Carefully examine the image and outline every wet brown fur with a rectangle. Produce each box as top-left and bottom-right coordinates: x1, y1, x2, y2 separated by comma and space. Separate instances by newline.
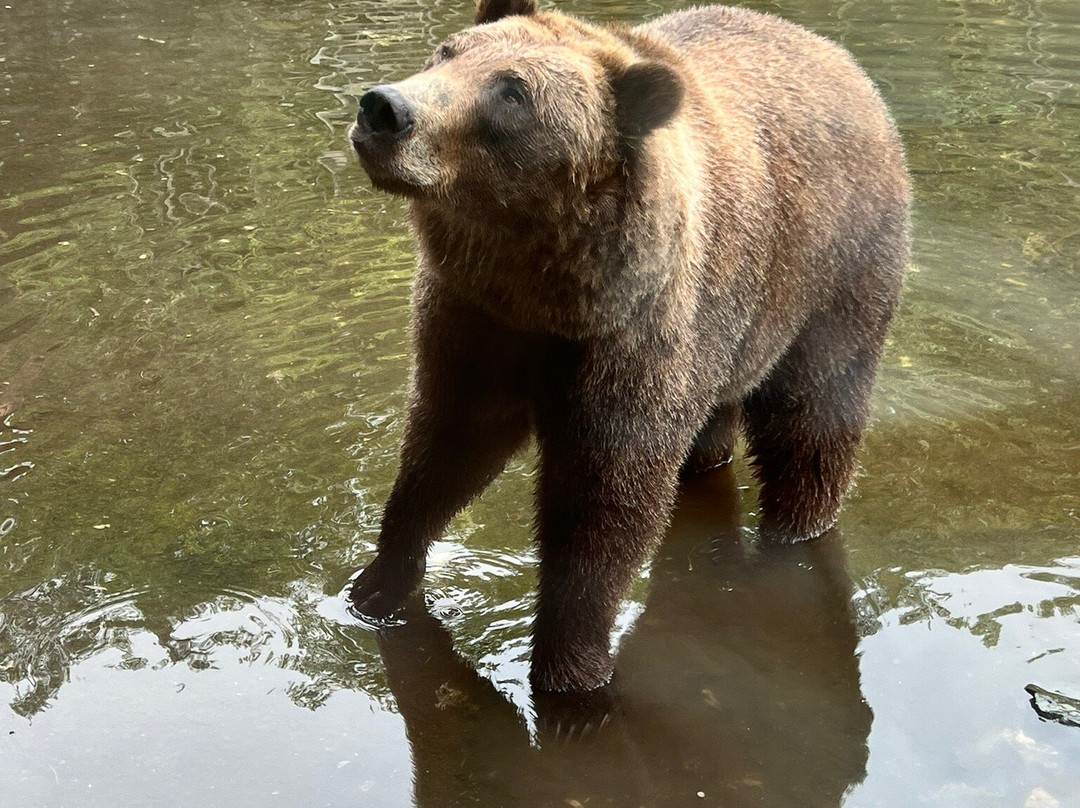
348, 0, 911, 692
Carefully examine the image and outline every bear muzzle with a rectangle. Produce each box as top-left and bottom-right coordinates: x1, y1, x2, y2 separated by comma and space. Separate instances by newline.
357, 86, 416, 140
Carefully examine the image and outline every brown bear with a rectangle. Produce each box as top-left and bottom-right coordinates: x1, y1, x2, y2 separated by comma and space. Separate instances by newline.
346, 0, 911, 693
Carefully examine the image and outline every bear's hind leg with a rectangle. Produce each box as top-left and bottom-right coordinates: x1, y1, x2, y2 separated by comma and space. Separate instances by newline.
742, 306, 889, 543
681, 402, 740, 479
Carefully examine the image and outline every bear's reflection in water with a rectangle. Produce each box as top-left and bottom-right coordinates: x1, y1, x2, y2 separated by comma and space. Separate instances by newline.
378, 466, 871, 808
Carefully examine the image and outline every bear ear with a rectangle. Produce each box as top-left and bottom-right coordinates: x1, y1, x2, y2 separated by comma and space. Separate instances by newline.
611, 61, 684, 141
475, 0, 539, 25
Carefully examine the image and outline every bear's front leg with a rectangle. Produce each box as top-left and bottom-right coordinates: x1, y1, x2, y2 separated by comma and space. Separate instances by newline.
350, 390, 529, 615
529, 344, 696, 692
349, 282, 532, 616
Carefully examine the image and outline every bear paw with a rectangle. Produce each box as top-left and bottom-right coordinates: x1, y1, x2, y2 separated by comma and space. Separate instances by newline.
348, 553, 425, 618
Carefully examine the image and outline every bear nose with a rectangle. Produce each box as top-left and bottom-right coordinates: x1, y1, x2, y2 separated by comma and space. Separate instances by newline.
358, 86, 415, 138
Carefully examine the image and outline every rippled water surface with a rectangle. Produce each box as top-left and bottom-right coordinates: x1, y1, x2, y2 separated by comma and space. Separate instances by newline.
1, 1, 1078, 806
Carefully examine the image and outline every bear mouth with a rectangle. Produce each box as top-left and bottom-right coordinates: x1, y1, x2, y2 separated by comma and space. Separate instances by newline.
348, 122, 429, 198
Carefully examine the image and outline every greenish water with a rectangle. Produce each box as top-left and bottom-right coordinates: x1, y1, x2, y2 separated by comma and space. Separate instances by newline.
1, 0, 1078, 805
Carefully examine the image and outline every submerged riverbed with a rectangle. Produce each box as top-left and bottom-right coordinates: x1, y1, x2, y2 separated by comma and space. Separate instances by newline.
1, 1, 1079, 806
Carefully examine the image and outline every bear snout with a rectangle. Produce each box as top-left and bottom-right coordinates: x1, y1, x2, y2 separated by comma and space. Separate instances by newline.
358, 86, 415, 140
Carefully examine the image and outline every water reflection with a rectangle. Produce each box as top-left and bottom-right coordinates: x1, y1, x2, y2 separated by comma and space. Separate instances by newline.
0, 586, 410, 807
4, 565, 442, 718
379, 467, 872, 808
851, 558, 1080, 807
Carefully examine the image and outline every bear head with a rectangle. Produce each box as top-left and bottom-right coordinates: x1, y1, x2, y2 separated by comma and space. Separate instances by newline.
348, 0, 683, 219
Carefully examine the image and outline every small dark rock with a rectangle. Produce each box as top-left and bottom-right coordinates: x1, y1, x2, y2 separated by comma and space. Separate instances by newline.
1025, 683, 1080, 728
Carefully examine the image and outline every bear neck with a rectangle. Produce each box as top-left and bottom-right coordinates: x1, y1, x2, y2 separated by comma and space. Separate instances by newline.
408, 160, 691, 339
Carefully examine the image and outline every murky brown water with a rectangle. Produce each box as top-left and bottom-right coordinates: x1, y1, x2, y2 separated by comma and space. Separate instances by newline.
1, 1, 1078, 806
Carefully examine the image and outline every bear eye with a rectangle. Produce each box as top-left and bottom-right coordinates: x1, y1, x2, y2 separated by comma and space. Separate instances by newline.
437, 44, 454, 61
495, 77, 528, 108
500, 86, 525, 107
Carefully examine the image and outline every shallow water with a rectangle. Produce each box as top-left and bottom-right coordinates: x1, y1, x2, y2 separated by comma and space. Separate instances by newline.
1, 0, 1078, 806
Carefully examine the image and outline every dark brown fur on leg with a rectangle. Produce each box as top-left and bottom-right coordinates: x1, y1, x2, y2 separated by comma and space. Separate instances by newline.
350, 282, 532, 616
529, 337, 695, 692
742, 389, 863, 543
743, 288, 895, 542
530, 446, 683, 691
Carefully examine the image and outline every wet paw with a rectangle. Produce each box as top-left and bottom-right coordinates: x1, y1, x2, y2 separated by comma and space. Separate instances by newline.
758, 515, 837, 544
347, 554, 425, 618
